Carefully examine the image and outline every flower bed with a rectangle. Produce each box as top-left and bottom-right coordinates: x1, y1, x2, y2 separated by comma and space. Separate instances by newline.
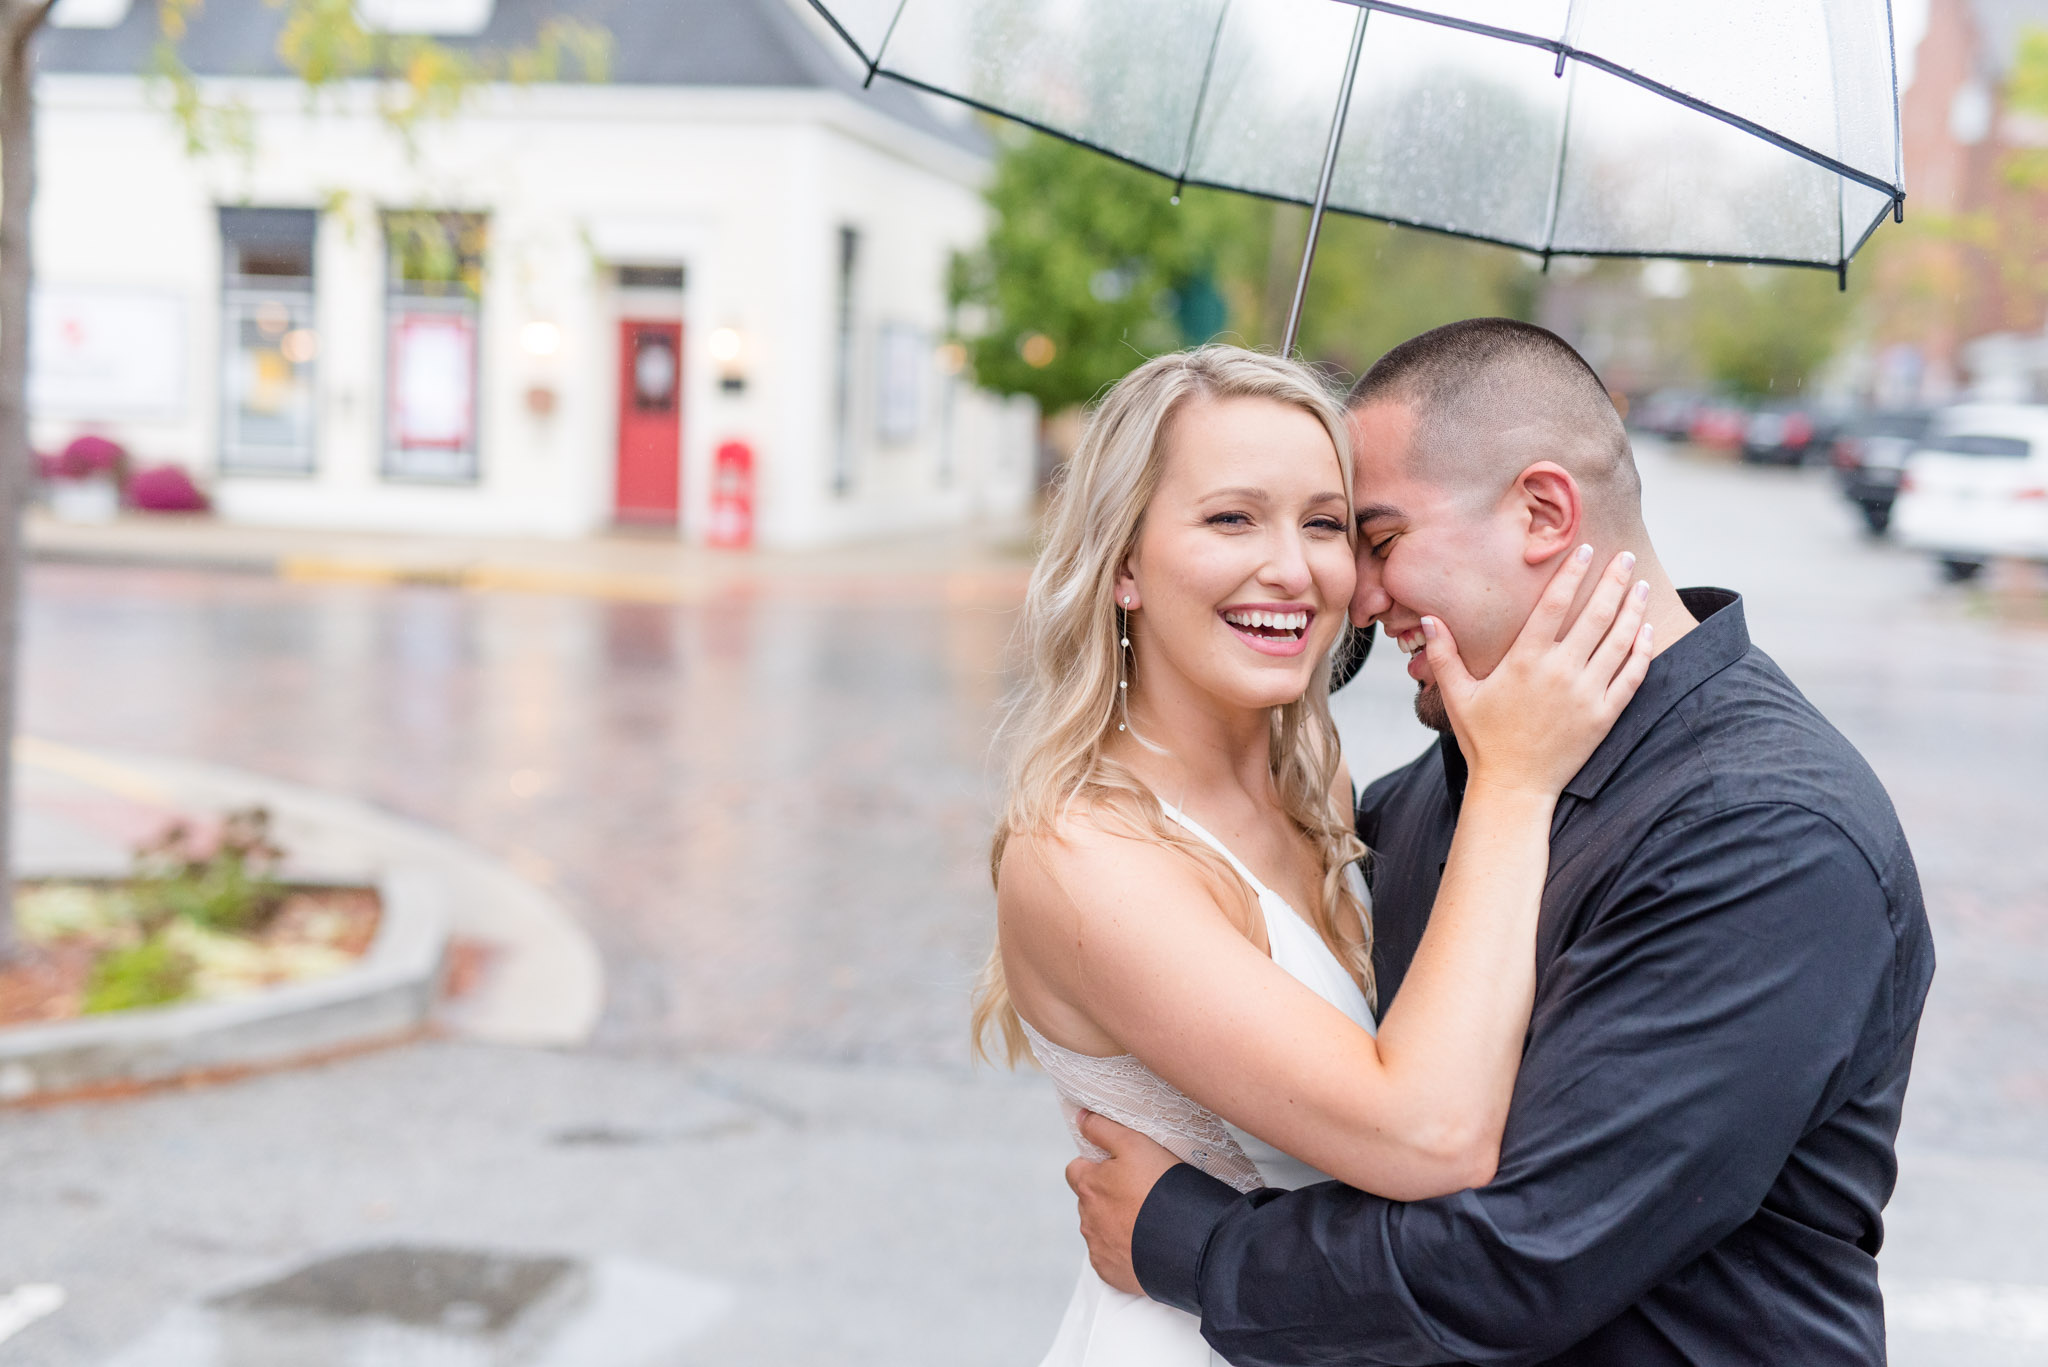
0, 807, 381, 1026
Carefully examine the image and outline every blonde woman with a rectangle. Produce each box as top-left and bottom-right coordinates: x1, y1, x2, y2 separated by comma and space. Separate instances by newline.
982, 346, 1652, 1365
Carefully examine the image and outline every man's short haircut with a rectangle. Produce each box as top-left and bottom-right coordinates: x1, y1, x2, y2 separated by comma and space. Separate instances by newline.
1347, 317, 1641, 521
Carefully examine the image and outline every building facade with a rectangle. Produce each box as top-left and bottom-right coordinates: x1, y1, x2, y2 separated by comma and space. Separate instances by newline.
1882, 0, 2048, 402
30, 0, 1037, 546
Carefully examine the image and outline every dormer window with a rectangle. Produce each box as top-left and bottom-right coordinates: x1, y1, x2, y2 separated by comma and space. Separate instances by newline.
354, 0, 495, 36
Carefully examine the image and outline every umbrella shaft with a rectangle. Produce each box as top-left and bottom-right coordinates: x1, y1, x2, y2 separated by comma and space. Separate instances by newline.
1283, 7, 1368, 356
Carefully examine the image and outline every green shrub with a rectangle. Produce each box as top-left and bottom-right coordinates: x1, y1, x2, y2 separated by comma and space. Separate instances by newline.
132, 806, 286, 934
83, 935, 195, 1013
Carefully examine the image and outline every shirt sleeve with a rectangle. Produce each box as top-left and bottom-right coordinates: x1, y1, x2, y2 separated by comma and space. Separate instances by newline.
1131, 801, 1903, 1367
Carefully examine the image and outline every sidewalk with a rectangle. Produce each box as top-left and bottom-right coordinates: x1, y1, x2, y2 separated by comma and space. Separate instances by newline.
25, 510, 1039, 604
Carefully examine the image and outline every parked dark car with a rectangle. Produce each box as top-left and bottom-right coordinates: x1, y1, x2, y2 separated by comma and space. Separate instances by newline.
1741, 404, 1825, 464
1688, 399, 1752, 451
1632, 389, 1704, 442
1831, 408, 1934, 534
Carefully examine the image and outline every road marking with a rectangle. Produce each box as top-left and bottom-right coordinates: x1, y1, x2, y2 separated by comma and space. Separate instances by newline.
0, 1284, 66, 1345
14, 734, 177, 805
1889, 1279, 2048, 1341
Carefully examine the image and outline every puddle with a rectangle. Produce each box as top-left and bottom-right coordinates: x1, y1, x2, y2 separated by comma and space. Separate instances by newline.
105, 1245, 731, 1366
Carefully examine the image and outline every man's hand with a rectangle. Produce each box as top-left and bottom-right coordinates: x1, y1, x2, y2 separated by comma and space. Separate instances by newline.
1066, 1110, 1183, 1296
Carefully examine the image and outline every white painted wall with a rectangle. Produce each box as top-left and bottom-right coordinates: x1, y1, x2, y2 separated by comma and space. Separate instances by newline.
32, 76, 1037, 547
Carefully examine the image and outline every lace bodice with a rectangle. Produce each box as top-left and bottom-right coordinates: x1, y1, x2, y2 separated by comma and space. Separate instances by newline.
1022, 1017, 1266, 1193
1021, 803, 1376, 1195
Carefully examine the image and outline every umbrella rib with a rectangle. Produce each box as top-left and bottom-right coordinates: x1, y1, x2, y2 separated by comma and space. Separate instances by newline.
1329, 0, 1902, 207
1172, 0, 1234, 203
863, 0, 913, 89
1537, 58, 1579, 262
1884, 0, 1905, 221
1283, 6, 1369, 356
802, 0, 877, 68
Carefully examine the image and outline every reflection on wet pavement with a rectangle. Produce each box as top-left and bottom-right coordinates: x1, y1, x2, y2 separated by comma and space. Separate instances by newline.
23, 568, 1024, 1062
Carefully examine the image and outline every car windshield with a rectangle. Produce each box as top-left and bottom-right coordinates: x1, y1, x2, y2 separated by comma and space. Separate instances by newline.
1921, 434, 2031, 458
1855, 413, 1931, 439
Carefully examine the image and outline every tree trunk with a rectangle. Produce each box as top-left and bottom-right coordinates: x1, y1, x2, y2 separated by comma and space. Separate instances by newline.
0, 1, 52, 965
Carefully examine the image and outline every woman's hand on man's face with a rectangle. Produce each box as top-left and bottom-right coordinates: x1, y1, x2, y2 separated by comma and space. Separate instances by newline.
1419, 546, 1654, 798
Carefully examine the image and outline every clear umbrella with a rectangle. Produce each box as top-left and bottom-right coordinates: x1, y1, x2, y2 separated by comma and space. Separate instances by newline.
804, 0, 1905, 352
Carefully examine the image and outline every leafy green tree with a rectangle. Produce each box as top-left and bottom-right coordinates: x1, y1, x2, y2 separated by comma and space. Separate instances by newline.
155, 0, 609, 161
1691, 263, 1856, 397
949, 130, 1262, 414
1290, 213, 1540, 378
2002, 25, 2048, 191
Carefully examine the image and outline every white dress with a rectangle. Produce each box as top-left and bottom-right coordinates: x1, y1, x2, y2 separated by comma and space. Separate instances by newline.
1026, 804, 1378, 1367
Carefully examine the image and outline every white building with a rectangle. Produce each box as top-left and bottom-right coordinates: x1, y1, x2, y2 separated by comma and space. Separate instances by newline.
30, 0, 1037, 547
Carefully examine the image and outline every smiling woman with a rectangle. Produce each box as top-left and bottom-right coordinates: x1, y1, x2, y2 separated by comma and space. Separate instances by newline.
977, 346, 1367, 1074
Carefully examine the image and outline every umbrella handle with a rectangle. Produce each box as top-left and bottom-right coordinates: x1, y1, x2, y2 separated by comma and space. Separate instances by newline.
1282, 7, 1369, 357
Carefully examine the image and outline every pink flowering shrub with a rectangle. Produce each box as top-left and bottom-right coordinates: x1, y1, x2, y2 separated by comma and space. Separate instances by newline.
48, 434, 127, 481
127, 465, 210, 513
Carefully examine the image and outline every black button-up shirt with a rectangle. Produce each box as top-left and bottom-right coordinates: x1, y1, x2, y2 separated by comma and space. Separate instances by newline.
1132, 590, 1936, 1366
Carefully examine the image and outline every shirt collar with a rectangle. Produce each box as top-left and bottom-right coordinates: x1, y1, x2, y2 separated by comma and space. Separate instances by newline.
1437, 588, 1748, 803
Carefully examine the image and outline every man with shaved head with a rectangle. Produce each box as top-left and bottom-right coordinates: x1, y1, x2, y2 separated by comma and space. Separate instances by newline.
1347, 319, 1668, 732
1070, 319, 1934, 1366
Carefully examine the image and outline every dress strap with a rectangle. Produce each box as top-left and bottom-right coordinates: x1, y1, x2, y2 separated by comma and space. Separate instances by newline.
1158, 803, 1278, 903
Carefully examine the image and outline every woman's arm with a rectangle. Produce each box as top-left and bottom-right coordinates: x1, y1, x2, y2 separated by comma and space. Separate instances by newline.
1004, 549, 1651, 1201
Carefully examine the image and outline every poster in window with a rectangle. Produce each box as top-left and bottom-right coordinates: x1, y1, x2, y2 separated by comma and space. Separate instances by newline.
29, 288, 188, 419
388, 310, 477, 478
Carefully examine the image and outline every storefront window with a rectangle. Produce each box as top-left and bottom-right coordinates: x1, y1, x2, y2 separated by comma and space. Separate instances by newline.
219, 208, 318, 475
383, 211, 488, 482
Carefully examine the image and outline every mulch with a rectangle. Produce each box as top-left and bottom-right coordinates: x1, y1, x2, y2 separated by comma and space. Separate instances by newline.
0, 884, 382, 1028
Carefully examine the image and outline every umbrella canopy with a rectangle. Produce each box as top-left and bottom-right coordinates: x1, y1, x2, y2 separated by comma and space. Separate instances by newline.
807, 0, 1903, 294
809, 0, 1904, 687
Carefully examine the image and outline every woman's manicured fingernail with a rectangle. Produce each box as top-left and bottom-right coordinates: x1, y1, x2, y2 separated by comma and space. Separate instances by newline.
1421, 616, 1439, 641
1633, 580, 1650, 603
1640, 623, 1655, 646
1619, 551, 1637, 574
1575, 544, 1594, 564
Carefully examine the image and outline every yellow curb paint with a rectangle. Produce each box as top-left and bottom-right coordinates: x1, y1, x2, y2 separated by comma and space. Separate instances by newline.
14, 736, 176, 805
275, 554, 1031, 607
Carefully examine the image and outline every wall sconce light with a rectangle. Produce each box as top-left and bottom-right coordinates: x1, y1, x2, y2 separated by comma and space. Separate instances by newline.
520, 321, 562, 357
709, 325, 747, 394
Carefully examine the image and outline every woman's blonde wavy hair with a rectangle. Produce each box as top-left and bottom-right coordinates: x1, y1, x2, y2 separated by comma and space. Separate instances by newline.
974, 345, 1374, 1066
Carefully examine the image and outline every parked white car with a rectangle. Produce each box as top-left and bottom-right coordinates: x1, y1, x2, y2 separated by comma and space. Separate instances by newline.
1893, 404, 2048, 581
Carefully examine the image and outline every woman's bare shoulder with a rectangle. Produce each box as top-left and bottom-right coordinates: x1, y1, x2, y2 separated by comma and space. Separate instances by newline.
998, 803, 1232, 939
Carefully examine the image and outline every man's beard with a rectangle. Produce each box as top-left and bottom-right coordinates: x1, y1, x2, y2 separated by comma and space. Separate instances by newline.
1414, 681, 1451, 733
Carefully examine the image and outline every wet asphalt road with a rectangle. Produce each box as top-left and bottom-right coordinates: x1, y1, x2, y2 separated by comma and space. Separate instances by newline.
17, 558, 1023, 1062
4, 439, 2046, 1364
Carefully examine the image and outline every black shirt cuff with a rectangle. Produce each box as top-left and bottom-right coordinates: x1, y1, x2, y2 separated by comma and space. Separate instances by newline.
1131, 1161, 1244, 1316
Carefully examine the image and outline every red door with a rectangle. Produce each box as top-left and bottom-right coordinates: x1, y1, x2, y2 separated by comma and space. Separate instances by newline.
615, 320, 683, 524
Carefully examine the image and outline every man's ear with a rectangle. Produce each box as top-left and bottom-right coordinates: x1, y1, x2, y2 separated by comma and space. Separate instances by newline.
1512, 462, 1582, 566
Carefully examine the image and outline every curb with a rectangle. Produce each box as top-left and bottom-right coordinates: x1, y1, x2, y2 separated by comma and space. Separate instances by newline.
0, 865, 447, 1104
25, 514, 1041, 606
11, 739, 606, 1071
29, 542, 280, 577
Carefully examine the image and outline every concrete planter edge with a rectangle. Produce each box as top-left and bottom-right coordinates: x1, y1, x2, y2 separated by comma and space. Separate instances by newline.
0, 865, 448, 1103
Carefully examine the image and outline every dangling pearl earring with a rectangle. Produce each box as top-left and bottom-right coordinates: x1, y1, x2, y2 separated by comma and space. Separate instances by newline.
1116, 597, 1133, 731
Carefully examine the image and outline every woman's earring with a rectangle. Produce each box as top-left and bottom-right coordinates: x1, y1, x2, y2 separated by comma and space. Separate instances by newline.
1116, 602, 1133, 732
